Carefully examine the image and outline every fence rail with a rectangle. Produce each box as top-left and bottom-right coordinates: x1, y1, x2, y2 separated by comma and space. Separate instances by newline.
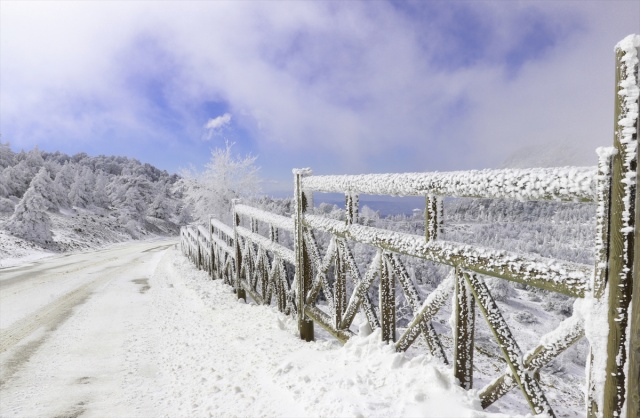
179, 35, 639, 418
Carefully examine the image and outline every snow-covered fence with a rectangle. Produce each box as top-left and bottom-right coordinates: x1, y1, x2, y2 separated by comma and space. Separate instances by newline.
209, 217, 235, 287
180, 225, 199, 266
231, 202, 297, 314
180, 35, 639, 418
180, 224, 211, 272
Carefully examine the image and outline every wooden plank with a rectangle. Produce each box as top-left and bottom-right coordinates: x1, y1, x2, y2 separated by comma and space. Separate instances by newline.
301, 166, 597, 202
385, 253, 447, 363
480, 314, 584, 408
334, 240, 347, 329
379, 252, 396, 343
603, 44, 639, 418
593, 150, 614, 299
304, 214, 590, 298
453, 268, 475, 390
304, 305, 354, 344
425, 195, 440, 242
345, 193, 358, 225
341, 251, 381, 330
294, 170, 314, 341
465, 273, 554, 416
395, 271, 454, 352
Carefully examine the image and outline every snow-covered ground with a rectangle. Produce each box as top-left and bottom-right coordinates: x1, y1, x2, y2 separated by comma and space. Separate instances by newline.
0, 240, 540, 417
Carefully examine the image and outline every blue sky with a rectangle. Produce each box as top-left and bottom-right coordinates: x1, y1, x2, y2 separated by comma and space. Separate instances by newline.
1, 1, 638, 193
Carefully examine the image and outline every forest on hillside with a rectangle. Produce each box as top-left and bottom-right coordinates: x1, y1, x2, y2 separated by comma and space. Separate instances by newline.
0, 142, 187, 246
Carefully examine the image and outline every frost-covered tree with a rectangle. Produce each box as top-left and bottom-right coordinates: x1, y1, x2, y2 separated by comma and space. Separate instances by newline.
53, 161, 76, 207
0, 141, 15, 170
93, 171, 110, 208
147, 184, 171, 219
6, 168, 54, 244
180, 141, 260, 223
68, 166, 94, 208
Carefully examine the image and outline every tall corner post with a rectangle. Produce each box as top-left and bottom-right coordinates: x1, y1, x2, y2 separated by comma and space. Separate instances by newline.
294, 169, 314, 342
232, 199, 246, 301
601, 35, 639, 418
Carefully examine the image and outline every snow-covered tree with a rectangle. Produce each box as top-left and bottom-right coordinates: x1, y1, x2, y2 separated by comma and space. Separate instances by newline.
147, 184, 171, 219
0, 141, 15, 170
6, 168, 54, 244
68, 166, 95, 208
53, 161, 76, 207
180, 141, 260, 223
93, 171, 110, 208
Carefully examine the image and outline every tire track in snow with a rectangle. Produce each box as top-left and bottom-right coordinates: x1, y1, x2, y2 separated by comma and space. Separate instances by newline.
0, 277, 106, 386
0, 244, 167, 386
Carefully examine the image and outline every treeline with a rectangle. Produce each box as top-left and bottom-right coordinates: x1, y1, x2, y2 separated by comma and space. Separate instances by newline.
0, 142, 186, 244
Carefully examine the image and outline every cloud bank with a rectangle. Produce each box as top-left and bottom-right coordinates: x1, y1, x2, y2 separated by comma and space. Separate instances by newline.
1, 1, 638, 181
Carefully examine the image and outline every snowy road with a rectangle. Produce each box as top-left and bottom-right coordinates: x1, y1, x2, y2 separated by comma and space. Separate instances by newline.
0, 241, 518, 417
0, 240, 175, 417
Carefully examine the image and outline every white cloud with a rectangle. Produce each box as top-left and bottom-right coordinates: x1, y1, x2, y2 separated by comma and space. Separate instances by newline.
204, 113, 232, 132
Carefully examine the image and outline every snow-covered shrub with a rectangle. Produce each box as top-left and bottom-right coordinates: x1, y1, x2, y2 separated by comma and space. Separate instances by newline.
0, 197, 15, 212
486, 276, 516, 301
513, 310, 538, 324
542, 293, 573, 317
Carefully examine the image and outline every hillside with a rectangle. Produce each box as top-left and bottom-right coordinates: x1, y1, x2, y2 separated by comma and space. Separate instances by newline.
0, 143, 185, 266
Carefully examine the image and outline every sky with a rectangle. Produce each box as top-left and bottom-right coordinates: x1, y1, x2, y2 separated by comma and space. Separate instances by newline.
1, 1, 639, 193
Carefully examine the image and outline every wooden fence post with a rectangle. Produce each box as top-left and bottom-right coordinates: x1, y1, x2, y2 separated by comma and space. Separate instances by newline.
602, 35, 639, 418
453, 267, 475, 389
346, 192, 358, 225
294, 169, 314, 341
380, 252, 396, 343
425, 194, 441, 241
232, 199, 246, 301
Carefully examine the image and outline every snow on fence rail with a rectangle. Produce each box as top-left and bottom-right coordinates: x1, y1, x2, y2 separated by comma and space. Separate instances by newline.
180, 35, 639, 418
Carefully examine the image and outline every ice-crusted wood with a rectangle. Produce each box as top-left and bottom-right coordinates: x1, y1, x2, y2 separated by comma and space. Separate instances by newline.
340, 250, 381, 331
465, 273, 554, 416
211, 218, 235, 242
453, 268, 475, 390
334, 239, 347, 330
603, 36, 639, 418
395, 271, 454, 352
235, 204, 294, 232
294, 169, 314, 341
480, 314, 584, 408
304, 214, 591, 298
304, 305, 354, 343
302, 166, 597, 202
593, 149, 614, 299
345, 192, 358, 225
236, 226, 295, 264
379, 252, 396, 343
425, 195, 441, 241
384, 252, 447, 362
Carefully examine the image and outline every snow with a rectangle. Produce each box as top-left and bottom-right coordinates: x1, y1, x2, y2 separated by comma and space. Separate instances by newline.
237, 226, 295, 264
235, 203, 294, 232
302, 166, 598, 202
0, 241, 537, 417
210, 217, 234, 239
